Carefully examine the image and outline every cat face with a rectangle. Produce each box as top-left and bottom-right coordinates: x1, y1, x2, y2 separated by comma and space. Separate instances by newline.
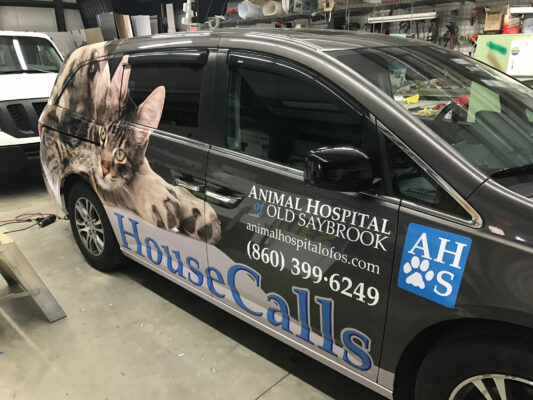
94, 123, 147, 191
93, 85, 165, 192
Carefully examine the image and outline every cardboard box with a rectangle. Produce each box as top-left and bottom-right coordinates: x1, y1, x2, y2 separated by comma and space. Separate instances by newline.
333, 0, 362, 10
85, 27, 104, 44
485, 7, 504, 32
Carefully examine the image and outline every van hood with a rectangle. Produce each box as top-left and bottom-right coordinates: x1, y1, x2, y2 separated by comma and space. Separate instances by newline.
0, 72, 56, 102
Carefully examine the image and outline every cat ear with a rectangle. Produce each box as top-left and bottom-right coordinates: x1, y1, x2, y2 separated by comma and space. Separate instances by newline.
136, 86, 165, 129
105, 56, 130, 121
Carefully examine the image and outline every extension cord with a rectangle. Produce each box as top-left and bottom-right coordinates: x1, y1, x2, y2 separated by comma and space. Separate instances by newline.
37, 215, 56, 227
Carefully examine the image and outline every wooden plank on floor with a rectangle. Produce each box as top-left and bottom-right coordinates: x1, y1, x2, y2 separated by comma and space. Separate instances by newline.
0, 231, 66, 322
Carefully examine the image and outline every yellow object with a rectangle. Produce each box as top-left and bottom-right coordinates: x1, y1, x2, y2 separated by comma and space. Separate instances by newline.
413, 108, 434, 117
404, 94, 420, 104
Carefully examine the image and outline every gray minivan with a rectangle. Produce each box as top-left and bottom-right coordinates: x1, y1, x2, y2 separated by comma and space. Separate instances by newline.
40, 29, 533, 399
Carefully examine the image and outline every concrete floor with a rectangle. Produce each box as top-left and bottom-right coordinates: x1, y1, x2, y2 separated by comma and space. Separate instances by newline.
0, 171, 386, 400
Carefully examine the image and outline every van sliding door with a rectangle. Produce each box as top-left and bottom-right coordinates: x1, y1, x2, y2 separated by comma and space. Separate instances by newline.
106, 49, 216, 298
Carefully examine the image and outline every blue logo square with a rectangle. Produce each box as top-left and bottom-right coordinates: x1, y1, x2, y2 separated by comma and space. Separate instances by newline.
397, 223, 472, 308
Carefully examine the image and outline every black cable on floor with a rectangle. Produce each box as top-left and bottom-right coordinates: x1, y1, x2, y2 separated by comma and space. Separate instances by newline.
0, 220, 32, 228
3, 222, 39, 234
0, 211, 64, 234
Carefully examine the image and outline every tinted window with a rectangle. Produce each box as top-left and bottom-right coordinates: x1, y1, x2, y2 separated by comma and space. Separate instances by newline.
385, 137, 470, 219
127, 62, 203, 137
227, 57, 373, 171
57, 58, 110, 121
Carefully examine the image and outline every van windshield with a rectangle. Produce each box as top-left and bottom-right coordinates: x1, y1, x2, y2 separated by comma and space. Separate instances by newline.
0, 36, 62, 74
330, 45, 533, 177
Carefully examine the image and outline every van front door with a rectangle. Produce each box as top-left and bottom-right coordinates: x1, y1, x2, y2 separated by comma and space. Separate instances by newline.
203, 52, 399, 382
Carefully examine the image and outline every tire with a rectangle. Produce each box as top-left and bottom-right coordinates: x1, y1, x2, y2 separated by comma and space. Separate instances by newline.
67, 182, 124, 271
414, 332, 533, 400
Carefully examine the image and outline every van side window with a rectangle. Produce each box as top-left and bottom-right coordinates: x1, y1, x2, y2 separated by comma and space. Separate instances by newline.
385, 137, 471, 220
57, 59, 109, 121
127, 62, 204, 137
226, 56, 373, 171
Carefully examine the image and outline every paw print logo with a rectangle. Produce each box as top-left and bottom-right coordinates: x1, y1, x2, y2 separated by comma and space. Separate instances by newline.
403, 256, 434, 289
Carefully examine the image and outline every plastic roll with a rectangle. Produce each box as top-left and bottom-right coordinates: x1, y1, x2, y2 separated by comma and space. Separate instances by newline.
281, 0, 292, 14
263, 0, 284, 16
238, 1, 264, 19
207, 17, 221, 29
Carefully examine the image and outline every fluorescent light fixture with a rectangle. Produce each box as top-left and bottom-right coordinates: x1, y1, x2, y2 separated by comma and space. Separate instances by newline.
367, 11, 437, 24
12, 39, 27, 70
510, 6, 533, 14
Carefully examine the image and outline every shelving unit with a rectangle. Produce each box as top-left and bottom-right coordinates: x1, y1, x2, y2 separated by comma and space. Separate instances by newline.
220, 0, 467, 27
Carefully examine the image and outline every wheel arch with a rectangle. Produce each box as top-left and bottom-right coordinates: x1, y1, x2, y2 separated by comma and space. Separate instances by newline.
60, 173, 93, 216
393, 317, 533, 399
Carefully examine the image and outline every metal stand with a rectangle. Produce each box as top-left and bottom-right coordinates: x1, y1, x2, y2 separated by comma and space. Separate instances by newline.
0, 231, 66, 322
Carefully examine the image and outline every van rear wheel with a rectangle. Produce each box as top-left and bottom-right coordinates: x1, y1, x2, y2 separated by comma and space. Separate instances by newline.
414, 334, 533, 400
67, 182, 124, 271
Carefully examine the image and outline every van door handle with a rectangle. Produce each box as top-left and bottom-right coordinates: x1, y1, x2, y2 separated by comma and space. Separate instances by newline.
173, 178, 205, 193
205, 191, 243, 208
174, 178, 243, 207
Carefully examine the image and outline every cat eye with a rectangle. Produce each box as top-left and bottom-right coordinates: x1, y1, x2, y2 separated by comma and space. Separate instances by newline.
114, 149, 126, 162
99, 128, 107, 144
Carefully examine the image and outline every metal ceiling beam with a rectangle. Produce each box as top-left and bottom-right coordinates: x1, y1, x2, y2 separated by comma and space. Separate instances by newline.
54, 0, 67, 31
0, 0, 79, 9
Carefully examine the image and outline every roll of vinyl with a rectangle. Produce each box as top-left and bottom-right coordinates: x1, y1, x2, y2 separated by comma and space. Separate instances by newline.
263, 0, 284, 17
207, 17, 221, 29
238, 1, 264, 19
281, 0, 292, 14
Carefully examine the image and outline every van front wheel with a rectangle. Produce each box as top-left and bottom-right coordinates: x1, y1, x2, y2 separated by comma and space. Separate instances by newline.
414, 335, 533, 400
67, 182, 124, 271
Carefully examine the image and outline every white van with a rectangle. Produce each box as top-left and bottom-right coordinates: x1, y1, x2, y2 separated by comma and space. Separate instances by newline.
0, 31, 63, 174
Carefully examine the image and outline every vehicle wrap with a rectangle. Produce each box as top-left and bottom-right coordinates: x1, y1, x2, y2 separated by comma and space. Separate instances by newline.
39, 41, 388, 390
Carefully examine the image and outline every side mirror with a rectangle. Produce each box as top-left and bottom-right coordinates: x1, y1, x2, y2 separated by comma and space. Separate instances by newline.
304, 146, 374, 192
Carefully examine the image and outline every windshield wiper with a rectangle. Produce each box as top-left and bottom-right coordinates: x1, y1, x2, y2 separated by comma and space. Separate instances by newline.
0, 68, 58, 74
490, 163, 533, 178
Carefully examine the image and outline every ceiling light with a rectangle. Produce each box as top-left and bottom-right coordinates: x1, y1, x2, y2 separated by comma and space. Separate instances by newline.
367, 12, 438, 24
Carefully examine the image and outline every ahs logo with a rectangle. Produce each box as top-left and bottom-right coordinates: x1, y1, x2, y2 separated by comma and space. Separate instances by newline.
398, 223, 472, 308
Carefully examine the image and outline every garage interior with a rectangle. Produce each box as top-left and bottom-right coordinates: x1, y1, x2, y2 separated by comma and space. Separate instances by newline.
1, 0, 533, 399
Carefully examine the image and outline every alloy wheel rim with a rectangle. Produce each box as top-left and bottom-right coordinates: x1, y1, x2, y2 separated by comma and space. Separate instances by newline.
449, 374, 533, 400
74, 197, 105, 256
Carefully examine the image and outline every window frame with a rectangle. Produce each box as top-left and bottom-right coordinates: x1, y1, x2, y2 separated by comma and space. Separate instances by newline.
378, 120, 482, 228
212, 49, 379, 172
121, 49, 209, 140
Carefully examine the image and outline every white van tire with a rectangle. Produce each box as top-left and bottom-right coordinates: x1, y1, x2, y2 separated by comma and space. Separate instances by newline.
67, 183, 124, 271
